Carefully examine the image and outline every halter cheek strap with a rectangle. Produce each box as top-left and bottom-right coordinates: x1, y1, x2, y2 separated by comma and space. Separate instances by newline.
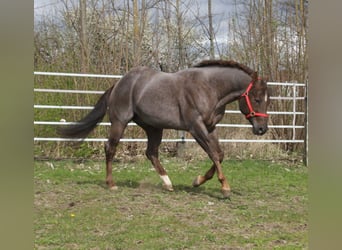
241, 81, 269, 119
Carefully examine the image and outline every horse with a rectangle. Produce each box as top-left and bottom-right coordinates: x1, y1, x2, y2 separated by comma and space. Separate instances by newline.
58, 60, 270, 198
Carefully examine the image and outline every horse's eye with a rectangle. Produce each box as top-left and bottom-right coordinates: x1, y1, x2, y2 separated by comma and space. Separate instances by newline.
255, 98, 261, 104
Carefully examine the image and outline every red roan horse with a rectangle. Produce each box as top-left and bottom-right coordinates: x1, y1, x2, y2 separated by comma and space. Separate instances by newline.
58, 60, 270, 198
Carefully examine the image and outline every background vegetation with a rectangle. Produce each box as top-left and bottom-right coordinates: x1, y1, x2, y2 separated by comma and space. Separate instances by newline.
34, 0, 308, 161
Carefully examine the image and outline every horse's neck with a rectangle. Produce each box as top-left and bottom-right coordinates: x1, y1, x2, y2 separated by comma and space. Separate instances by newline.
211, 68, 251, 103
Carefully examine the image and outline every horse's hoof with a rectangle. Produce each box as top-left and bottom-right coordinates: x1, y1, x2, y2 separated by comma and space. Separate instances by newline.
192, 176, 203, 187
109, 185, 118, 191
163, 184, 174, 192
221, 188, 231, 198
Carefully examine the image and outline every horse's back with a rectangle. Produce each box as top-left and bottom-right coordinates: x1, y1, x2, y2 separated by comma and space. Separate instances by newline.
107, 67, 178, 126
108, 66, 217, 129
132, 68, 187, 129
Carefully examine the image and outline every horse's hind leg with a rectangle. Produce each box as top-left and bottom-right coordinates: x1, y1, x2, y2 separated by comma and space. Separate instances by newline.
144, 126, 174, 191
104, 122, 126, 190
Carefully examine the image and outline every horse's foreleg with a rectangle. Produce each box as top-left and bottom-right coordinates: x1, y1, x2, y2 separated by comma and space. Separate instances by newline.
215, 160, 231, 198
190, 124, 230, 197
192, 164, 216, 187
193, 145, 224, 187
104, 122, 125, 190
144, 127, 174, 191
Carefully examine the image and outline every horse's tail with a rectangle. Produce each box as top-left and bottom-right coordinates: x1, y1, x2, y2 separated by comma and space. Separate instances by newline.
58, 85, 114, 138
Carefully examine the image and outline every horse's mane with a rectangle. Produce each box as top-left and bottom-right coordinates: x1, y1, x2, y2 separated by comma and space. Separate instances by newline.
193, 60, 256, 77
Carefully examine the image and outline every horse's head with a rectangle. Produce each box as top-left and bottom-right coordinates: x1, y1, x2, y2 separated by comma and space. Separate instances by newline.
239, 74, 270, 135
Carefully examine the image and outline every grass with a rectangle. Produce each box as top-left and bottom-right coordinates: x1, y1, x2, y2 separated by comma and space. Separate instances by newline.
34, 157, 308, 249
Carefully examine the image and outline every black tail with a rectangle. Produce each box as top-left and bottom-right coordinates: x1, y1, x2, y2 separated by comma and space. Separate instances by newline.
58, 85, 114, 138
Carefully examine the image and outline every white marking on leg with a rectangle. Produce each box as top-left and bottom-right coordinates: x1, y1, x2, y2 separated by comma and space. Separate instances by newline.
160, 175, 173, 188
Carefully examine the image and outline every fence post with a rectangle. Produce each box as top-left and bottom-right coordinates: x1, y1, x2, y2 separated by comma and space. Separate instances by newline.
303, 80, 308, 166
292, 83, 297, 141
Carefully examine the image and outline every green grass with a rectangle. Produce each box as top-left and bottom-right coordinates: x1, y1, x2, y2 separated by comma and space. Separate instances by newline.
34, 158, 308, 249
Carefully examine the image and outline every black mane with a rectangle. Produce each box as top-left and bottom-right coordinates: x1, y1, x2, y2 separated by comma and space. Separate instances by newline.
193, 60, 256, 77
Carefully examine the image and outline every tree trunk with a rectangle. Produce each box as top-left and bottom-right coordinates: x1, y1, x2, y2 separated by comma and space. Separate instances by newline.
133, 0, 140, 67
208, 0, 215, 59
176, 0, 185, 70
79, 0, 88, 73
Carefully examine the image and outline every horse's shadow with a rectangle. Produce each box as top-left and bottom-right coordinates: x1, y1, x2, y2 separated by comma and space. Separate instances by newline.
76, 179, 243, 201
173, 184, 243, 200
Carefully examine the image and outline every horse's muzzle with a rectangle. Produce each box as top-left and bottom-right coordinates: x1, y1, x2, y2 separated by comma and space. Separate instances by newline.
252, 125, 268, 135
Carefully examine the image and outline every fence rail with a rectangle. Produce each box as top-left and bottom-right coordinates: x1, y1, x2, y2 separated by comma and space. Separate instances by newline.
34, 71, 307, 145
34, 137, 304, 143
33, 121, 304, 129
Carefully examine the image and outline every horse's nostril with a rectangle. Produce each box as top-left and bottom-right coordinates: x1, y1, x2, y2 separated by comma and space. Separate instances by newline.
258, 127, 267, 135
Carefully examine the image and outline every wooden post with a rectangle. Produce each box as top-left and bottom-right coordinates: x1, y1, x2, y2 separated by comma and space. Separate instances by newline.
176, 130, 186, 158
176, 0, 186, 157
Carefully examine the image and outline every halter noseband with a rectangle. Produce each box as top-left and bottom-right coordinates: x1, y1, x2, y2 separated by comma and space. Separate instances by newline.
240, 80, 269, 119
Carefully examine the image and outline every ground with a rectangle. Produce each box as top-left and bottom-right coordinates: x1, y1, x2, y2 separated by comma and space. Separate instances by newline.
34, 158, 308, 249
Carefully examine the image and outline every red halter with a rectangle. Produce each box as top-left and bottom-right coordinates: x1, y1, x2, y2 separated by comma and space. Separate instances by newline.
240, 81, 269, 119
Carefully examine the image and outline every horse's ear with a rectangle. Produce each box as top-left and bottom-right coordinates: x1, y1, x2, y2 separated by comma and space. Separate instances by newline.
263, 74, 270, 82
252, 71, 258, 82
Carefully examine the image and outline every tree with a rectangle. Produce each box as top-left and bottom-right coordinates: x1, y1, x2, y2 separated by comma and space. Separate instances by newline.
79, 0, 88, 73
208, 0, 215, 59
